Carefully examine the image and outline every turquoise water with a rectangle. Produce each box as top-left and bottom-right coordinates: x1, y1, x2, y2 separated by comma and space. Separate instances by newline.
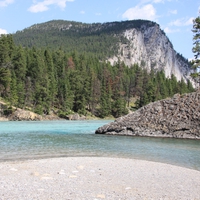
0, 120, 200, 171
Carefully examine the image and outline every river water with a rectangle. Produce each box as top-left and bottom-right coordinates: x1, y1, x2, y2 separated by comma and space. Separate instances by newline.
0, 120, 200, 171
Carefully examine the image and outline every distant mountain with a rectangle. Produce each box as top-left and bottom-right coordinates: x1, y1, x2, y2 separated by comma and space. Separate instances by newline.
13, 19, 194, 85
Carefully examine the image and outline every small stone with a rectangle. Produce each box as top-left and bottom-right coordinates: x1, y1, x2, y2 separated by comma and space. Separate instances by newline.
10, 168, 18, 171
69, 175, 77, 178
58, 170, 65, 175
96, 194, 105, 199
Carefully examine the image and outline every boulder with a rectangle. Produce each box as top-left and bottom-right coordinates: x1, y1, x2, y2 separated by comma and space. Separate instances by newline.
96, 90, 200, 139
66, 113, 86, 120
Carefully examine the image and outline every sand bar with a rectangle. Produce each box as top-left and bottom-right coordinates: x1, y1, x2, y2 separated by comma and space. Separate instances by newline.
0, 157, 200, 200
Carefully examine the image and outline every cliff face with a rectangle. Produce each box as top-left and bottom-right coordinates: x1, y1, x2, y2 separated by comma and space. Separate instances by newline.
108, 24, 193, 85
95, 90, 200, 139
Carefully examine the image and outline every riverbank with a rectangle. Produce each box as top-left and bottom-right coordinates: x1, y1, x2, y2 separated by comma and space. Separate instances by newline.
0, 99, 115, 121
1, 157, 200, 200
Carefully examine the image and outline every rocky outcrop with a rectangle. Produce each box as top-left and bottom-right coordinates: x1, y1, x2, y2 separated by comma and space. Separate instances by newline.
0, 102, 86, 121
95, 90, 200, 139
8, 108, 43, 121
6, 109, 64, 121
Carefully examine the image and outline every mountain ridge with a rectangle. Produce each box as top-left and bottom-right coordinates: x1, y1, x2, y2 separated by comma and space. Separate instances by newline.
13, 19, 194, 85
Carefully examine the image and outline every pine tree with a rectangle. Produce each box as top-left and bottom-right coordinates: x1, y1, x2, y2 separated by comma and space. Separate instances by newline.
89, 71, 101, 115
27, 48, 50, 114
170, 74, 179, 94
12, 45, 27, 107
187, 80, 195, 92
191, 14, 200, 86
111, 63, 128, 117
52, 49, 66, 110
99, 78, 112, 118
9, 71, 18, 105
0, 66, 11, 97
157, 70, 168, 99
132, 64, 143, 97
0, 35, 14, 65
23, 77, 31, 108
179, 78, 188, 94
44, 49, 57, 108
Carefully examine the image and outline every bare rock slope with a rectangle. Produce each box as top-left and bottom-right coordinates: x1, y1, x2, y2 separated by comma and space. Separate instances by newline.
96, 90, 200, 139
108, 23, 194, 85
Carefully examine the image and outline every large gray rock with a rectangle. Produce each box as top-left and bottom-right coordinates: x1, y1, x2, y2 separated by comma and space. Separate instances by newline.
95, 90, 200, 139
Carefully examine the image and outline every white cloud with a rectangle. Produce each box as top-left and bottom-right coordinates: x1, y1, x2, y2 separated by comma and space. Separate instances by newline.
0, 28, 7, 34
140, 0, 173, 4
28, 1, 48, 12
153, 0, 164, 3
95, 12, 102, 16
28, 0, 74, 13
154, 0, 174, 3
122, 4, 157, 21
0, 0, 14, 7
169, 17, 194, 27
164, 27, 179, 33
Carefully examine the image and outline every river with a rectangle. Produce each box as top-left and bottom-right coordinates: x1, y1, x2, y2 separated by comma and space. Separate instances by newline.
0, 120, 200, 171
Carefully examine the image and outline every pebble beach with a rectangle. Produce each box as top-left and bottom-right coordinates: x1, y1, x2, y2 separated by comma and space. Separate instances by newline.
0, 157, 200, 200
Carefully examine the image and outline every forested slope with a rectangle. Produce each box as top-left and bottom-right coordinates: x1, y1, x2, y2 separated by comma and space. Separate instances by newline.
0, 35, 194, 118
13, 19, 194, 86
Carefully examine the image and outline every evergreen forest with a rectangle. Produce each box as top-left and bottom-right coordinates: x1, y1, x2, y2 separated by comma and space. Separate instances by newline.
0, 35, 195, 118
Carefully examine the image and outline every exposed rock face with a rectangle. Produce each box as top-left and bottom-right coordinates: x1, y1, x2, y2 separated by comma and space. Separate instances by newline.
108, 24, 194, 86
95, 90, 200, 139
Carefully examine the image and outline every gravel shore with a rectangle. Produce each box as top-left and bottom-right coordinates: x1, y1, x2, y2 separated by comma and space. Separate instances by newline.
0, 157, 200, 200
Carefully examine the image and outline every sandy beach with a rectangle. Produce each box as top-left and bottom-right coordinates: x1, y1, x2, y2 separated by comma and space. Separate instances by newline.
0, 157, 200, 200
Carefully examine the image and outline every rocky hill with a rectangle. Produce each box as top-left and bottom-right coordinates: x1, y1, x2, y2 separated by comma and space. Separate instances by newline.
108, 24, 192, 84
13, 19, 194, 85
95, 89, 200, 139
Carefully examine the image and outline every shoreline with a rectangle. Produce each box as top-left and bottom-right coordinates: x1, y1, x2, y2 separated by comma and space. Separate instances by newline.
1, 157, 200, 200
1, 154, 200, 172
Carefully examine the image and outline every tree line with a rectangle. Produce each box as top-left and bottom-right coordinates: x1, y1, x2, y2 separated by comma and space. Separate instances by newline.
0, 35, 194, 118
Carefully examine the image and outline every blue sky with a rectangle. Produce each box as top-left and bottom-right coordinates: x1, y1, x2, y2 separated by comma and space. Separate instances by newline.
0, 0, 199, 59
